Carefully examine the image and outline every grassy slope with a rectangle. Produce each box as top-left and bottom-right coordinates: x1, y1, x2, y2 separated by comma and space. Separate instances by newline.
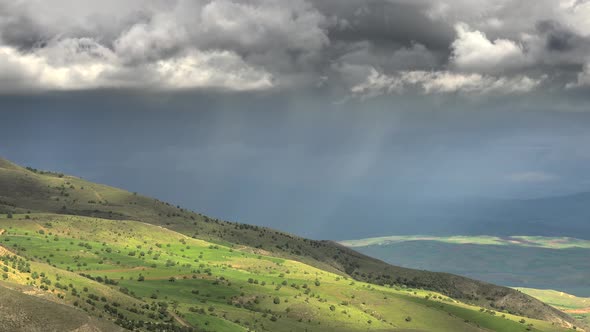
0, 281, 124, 332
0, 214, 572, 332
0, 157, 579, 329
517, 288, 590, 328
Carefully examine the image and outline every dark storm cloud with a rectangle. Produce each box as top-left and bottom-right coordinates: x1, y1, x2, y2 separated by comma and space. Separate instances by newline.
1, 0, 590, 95
312, 0, 454, 51
537, 21, 580, 52
0, 2, 46, 49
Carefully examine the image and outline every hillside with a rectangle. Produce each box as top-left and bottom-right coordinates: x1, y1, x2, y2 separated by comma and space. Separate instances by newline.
0, 281, 124, 332
0, 213, 577, 332
517, 289, 590, 327
0, 157, 581, 330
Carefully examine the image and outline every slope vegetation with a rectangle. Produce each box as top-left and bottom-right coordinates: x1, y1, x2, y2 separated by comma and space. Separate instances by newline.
0, 281, 124, 332
0, 157, 580, 330
0, 213, 576, 331
517, 288, 590, 327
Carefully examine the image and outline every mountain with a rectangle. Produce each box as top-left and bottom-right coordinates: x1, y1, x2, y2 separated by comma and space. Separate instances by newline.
0, 157, 581, 331
283, 193, 590, 241
475, 193, 590, 238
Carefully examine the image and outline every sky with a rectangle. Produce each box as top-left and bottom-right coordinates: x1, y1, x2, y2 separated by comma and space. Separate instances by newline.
1, 0, 590, 239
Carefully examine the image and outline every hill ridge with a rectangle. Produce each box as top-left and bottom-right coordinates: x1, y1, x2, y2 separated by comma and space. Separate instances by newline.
0, 156, 580, 329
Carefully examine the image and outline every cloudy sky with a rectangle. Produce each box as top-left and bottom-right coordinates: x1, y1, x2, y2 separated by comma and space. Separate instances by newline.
3, 0, 590, 95
2, 0, 590, 239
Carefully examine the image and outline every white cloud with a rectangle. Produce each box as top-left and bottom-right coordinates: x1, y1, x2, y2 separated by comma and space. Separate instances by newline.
0, 39, 273, 92
0, 0, 325, 93
153, 50, 273, 91
450, 23, 529, 73
350, 68, 403, 99
350, 68, 542, 99
559, 0, 590, 37
0, 0, 588, 94
506, 171, 558, 183
0, 41, 117, 92
113, 13, 189, 64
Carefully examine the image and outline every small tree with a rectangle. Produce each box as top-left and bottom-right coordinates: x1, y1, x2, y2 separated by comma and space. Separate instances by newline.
273, 297, 280, 304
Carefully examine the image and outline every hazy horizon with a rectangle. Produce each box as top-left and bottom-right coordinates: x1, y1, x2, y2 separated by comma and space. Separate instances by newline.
2, 0, 590, 240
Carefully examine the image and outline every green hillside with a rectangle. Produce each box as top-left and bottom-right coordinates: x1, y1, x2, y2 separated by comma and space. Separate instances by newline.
0, 213, 576, 331
517, 289, 590, 327
0, 157, 582, 331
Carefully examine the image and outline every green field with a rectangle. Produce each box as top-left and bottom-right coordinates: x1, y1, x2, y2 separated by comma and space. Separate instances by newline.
0, 157, 583, 331
1, 214, 573, 331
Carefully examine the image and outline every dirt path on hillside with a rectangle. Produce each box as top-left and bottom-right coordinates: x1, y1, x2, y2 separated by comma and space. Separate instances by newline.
83, 266, 148, 274
234, 245, 272, 256
0, 245, 13, 256
169, 311, 190, 327
144, 274, 214, 281
564, 307, 590, 314
91, 188, 104, 202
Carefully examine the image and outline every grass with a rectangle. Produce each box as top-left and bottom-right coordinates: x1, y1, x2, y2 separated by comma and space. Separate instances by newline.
0, 280, 124, 332
517, 288, 590, 328
0, 158, 582, 330
0, 213, 574, 331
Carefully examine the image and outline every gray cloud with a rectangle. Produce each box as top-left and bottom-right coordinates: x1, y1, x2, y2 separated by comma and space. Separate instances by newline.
1, 0, 590, 95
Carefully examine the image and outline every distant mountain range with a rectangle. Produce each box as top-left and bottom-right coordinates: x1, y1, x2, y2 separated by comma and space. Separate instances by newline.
308, 192, 590, 240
